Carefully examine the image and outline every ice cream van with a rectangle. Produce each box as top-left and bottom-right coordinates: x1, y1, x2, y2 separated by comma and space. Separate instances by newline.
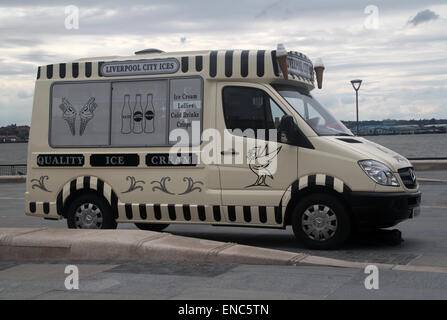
25, 45, 421, 249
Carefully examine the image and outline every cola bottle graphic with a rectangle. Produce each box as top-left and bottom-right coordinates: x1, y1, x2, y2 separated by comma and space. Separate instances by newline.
132, 94, 144, 134
121, 94, 132, 134
144, 94, 155, 133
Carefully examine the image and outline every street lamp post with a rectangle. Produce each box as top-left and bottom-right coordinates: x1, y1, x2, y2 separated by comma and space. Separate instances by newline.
351, 79, 362, 135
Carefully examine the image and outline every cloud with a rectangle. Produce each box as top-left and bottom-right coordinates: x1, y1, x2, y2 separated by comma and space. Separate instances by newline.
17, 90, 33, 99
1, 1, 447, 125
0, 61, 36, 75
408, 9, 440, 26
2, 38, 42, 48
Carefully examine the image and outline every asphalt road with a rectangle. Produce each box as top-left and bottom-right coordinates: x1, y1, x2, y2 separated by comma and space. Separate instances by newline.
1, 260, 447, 300
1, 172, 447, 267
1, 172, 447, 300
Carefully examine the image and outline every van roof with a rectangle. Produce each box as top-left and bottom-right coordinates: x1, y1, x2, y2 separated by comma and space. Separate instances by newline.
37, 49, 315, 90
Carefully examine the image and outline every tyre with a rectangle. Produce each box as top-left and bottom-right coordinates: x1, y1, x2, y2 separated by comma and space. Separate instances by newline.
134, 223, 169, 232
292, 193, 351, 249
66, 193, 117, 229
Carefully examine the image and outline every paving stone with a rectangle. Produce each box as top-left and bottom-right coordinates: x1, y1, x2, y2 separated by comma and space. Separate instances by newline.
408, 255, 447, 267
0, 263, 117, 281
35, 289, 147, 300
106, 261, 236, 277
171, 287, 315, 300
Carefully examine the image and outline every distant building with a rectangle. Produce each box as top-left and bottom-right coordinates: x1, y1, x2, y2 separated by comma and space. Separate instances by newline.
382, 119, 396, 126
0, 136, 18, 142
342, 119, 447, 136
0, 124, 29, 142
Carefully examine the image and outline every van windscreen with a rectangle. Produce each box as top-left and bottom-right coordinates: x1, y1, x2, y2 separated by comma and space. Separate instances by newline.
273, 85, 353, 137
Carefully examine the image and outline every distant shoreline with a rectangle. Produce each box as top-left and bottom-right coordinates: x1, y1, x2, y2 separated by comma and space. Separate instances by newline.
358, 131, 447, 137
1, 131, 447, 143
0, 141, 28, 144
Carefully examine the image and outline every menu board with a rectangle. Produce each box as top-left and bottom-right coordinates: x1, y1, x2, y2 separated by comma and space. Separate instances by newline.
168, 78, 202, 146
50, 77, 202, 148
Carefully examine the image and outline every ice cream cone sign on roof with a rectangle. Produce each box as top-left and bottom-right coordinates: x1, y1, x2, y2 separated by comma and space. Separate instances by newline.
276, 43, 288, 80
314, 57, 325, 89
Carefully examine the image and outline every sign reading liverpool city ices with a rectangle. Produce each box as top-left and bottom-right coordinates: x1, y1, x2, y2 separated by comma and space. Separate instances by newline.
100, 59, 180, 77
287, 54, 314, 81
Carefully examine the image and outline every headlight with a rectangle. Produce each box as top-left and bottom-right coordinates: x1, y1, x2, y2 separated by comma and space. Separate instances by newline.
358, 160, 400, 187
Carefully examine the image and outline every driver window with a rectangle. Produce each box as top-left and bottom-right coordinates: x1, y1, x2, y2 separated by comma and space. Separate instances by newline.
222, 86, 286, 141
268, 99, 285, 129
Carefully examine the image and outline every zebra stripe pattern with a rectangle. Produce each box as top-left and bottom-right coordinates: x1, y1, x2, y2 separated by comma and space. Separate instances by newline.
280, 174, 352, 208
37, 50, 314, 89
116, 203, 283, 225
28, 201, 56, 216
38, 61, 103, 80
33, 175, 286, 225
56, 176, 118, 216
29, 174, 348, 225
208, 50, 283, 80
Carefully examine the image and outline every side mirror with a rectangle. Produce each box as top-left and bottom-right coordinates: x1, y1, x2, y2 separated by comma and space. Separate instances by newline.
278, 115, 299, 144
278, 115, 314, 149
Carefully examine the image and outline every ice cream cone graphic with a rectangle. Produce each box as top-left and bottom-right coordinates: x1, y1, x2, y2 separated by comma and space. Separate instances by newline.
276, 43, 288, 80
79, 97, 97, 136
314, 57, 325, 89
59, 98, 77, 136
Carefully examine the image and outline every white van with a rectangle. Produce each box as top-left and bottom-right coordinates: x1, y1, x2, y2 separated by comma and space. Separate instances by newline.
25, 46, 421, 249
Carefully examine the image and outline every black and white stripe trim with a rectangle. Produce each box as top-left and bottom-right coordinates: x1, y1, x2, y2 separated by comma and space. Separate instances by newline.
28, 201, 55, 216
281, 174, 352, 207
205, 50, 314, 86
36, 175, 285, 225
117, 203, 284, 225
209, 50, 277, 79
38, 50, 314, 89
37, 61, 101, 80
56, 176, 118, 216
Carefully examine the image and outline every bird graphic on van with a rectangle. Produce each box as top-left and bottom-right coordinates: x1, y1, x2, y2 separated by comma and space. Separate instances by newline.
246, 146, 282, 187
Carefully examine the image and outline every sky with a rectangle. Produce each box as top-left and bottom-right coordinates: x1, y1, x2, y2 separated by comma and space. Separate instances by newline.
0, 0, 446, 126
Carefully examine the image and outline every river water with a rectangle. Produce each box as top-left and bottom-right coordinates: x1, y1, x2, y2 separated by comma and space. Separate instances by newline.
365, 133, 447, 159
0, 134, 446, 165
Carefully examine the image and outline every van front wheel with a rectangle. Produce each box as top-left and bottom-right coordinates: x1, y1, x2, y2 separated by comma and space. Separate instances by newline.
67, 194, 117, 229
292, 194, 351, 250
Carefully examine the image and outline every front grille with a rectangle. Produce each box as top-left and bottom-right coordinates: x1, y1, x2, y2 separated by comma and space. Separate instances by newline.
398, 167, 417, 189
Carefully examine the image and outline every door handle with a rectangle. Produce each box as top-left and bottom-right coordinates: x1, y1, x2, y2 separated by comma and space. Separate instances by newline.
221, 150, 239, 155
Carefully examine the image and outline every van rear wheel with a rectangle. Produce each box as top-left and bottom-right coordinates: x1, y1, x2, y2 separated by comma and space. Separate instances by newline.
134, 223, 169, 232
66, 194, 117, 229
292, 193, 351, 249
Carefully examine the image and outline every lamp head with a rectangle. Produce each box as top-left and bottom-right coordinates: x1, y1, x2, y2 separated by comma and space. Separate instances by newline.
351, 79, 362, 91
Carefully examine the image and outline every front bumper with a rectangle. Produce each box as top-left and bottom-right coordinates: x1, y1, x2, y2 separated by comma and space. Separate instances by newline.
348, 191, 421, 229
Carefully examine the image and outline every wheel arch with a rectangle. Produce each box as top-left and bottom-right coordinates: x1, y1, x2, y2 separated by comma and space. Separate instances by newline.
281, 174, 354, 226
56, 176, 119, 219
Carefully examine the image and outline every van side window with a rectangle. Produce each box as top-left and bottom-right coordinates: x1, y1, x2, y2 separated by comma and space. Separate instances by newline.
49, 78, 203, 147
222, 86, 285, 140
